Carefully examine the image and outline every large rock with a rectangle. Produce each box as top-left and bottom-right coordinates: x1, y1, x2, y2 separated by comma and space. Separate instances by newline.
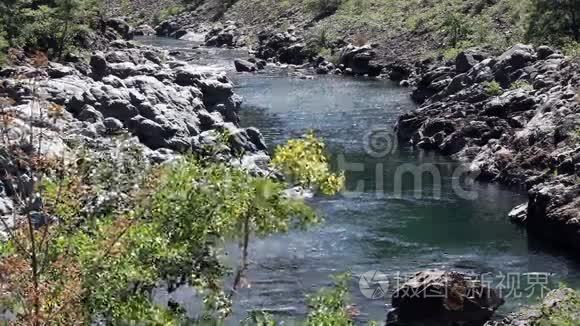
388, 270, 504, 325
255, 29, 308, 65
103, 18, 134, 40
338, 44, 381, 76
456, 49, 489, 74
234, 59, 256, 72
526, 176, 580, 250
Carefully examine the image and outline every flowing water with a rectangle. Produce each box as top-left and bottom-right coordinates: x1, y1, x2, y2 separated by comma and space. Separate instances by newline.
139, 37, 580, 324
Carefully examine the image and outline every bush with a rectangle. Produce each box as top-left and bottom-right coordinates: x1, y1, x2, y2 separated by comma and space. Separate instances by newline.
525, 0, 580, 45
442, 12, 471, 47
306, 273, 353, 325
305, 28, 331, 56
0, 96, 345, 324
0, 29, 7, 66
563, 41, 580, 58
485, 80, 504, 96
0, 0, 98, 58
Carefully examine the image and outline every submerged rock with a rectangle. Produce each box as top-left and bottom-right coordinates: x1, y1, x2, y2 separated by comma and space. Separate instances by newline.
388, 270, 504, 326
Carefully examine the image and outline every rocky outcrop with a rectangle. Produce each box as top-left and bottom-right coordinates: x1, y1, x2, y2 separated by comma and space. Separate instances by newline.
337, 44, 383, 77
395, 44, 580, 252
254, 28, 308, 65
485, 288, 579, 325
387, 270, 504, 325
204, 22, 246, 47
0, 40, 264, 158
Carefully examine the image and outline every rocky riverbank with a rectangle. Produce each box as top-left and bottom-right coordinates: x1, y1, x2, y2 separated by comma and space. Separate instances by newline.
395, 44, 580, 252
0, 20, 268, 236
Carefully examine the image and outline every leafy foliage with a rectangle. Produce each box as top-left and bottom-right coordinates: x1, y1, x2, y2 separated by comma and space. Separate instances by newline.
306, 273, 353, 326
485, 81, 504, 96
271, 131, 345, 196
0, 0, 98, 58
0, 117, 344, 324
525, 0, 580, 44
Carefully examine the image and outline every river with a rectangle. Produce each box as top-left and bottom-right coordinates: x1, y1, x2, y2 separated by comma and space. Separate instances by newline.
139, 37, 580, 324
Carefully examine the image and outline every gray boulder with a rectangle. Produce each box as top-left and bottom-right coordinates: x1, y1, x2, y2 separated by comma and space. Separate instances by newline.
134, 24, 156, 36
234, 59, 256, 72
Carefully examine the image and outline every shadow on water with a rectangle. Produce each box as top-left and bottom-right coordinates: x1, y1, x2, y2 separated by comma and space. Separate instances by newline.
136, 37, 580, 324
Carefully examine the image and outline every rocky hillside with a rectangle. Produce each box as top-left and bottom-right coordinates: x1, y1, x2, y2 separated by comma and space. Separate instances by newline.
151, 0, 529, 65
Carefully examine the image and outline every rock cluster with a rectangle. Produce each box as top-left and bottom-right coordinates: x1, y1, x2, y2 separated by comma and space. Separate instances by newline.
204, 21, 246, 47
388, 270, 504, 325
254, 27, 308, 65
396, 44, 580, 251
0, 39, 269, 233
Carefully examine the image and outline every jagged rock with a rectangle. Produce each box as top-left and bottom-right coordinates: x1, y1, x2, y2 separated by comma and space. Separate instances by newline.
338, 44, 381, 76
456, 49, 489, 74
89, 53, 108, 80
485, 288, 578, 326
47, 62, 75, 78
526, 176, 580, 250
388, 270, 504, 325
255, 30, 308, 64
399, 42, 580, 253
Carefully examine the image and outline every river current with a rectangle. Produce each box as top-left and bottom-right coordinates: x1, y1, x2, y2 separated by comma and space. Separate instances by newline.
139, 37, 580, 324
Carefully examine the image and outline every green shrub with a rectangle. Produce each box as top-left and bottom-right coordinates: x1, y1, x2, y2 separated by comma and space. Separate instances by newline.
442, 12, 471, 47
0, 121, 344, 323
525, 0, 580, 45
306, 273, 353, 325
563, 41, 580, 58
0, 29, 7, 66
485, 81, 504, 96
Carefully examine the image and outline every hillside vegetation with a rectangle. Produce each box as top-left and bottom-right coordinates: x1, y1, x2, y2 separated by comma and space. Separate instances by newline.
221, 0, 580, 63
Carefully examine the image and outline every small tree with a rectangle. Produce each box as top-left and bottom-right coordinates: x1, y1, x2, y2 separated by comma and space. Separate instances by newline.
526, 0, 580, 43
